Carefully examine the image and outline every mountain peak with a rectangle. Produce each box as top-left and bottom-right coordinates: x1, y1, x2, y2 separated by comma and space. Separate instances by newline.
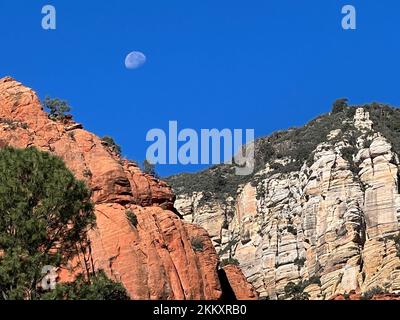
0, 76, 45, 124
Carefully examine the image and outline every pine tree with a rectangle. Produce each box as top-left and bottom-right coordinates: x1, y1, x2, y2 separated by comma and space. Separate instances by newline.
0, 147, 95, 299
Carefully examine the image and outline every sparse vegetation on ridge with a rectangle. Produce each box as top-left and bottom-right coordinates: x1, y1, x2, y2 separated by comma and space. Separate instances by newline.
167, 101, 400, 206
43, 97, 71, 121
363, 103, 400, 156
166, 99, 361, 199
143, 159, 158, 178
101, 136, 122, 156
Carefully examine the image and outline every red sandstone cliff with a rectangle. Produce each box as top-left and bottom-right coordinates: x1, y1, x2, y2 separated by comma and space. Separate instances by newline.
0, 77, 226, 299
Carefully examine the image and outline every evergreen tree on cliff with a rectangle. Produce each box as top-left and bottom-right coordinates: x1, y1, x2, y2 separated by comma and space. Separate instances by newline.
0, 147, 128, 300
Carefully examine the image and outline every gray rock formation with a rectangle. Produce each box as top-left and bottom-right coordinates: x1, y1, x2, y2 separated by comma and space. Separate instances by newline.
171, 106, 400, 299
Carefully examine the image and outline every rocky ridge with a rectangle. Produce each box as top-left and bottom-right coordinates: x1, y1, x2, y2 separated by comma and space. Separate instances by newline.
170, 105, 400, 299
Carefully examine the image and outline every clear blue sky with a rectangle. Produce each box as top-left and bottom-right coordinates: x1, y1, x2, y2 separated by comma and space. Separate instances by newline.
1, 0, 399, 176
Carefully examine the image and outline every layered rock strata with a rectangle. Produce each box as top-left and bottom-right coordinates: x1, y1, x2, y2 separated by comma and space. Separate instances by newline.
174, 107, 400, 299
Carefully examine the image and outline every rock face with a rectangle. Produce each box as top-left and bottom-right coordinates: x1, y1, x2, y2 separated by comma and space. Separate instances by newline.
175, 193, 236, 253
221, 265, 259, 300
171, 105, 400, 299
0, 77, 227, 300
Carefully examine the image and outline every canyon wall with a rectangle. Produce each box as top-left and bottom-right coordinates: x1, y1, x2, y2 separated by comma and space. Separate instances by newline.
174, 108, 400, 299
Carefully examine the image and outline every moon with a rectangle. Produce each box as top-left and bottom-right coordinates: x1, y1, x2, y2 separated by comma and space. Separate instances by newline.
125, 51, 146, 70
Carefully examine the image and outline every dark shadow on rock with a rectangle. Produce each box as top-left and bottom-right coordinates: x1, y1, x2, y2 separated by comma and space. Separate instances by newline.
218, 268, 237, 301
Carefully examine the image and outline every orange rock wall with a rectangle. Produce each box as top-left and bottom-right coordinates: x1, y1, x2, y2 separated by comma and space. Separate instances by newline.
0, 77, 223, 300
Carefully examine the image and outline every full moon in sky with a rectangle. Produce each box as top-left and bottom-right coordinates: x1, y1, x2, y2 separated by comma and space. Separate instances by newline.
125, 51, 146, 70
